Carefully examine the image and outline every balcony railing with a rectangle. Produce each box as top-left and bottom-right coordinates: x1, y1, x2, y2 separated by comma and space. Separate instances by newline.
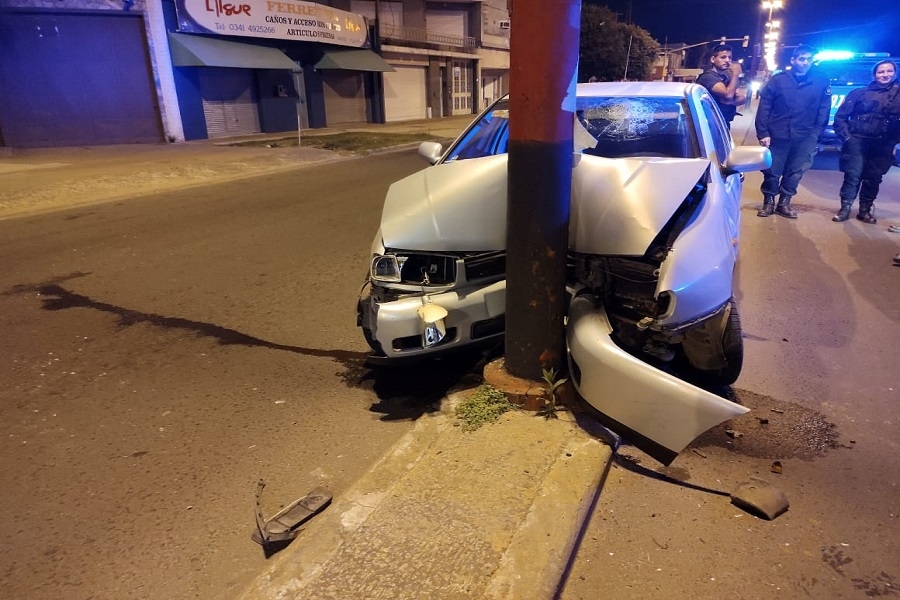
379, 23, 476, 50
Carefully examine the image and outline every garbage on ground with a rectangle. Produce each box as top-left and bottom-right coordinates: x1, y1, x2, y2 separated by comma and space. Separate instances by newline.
730, 476, 789, 520
251, 479, 332, 554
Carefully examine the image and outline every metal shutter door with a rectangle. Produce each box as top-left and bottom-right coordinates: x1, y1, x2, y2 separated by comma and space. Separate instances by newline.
384, 66, 427, 122
427, 10, 466, 37
321, 72, 367, 125
0, 12, 162, 148
199, 68, 260, 138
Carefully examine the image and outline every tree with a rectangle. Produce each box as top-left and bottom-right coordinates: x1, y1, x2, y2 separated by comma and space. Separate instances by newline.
579, 5, 660, 82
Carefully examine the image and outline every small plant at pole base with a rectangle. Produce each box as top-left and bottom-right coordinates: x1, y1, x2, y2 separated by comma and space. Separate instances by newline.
538, 367, 568, 420
455, 385, 515, 431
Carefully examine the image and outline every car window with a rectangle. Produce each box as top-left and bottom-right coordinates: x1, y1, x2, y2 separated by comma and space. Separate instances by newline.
699, 95, 731, 161
443, 95, 700, 162
575, 96, 699, 158
445, 101, 510, 161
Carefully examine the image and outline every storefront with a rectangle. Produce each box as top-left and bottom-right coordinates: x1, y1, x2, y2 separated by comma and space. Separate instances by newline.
168, 0, 393, 139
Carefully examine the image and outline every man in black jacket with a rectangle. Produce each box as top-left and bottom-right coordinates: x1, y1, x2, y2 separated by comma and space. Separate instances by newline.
755, 45, 832, 218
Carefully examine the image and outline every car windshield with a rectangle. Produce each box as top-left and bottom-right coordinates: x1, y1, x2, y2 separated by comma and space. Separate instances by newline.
444, 95, 698, 162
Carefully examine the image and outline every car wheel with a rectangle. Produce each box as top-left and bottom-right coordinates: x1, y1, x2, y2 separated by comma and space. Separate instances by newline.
682, 298, 744, 387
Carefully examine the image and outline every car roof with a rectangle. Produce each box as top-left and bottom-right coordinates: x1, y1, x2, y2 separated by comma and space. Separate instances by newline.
576, 81, 699, 97
494, 82, 705, 103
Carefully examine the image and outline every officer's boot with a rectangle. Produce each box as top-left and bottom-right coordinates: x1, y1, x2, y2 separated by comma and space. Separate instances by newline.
775, 194, 798, 219
757, 194, 776, 217
856, 199, 877, 224
832, 199, 853, 222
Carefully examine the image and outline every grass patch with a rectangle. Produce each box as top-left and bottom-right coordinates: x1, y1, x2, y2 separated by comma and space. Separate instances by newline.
231, 132, 451, 153
455, 385, 515, 431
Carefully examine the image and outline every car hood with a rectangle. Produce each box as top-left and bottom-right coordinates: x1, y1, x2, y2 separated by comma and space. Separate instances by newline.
380, 153, 710, 255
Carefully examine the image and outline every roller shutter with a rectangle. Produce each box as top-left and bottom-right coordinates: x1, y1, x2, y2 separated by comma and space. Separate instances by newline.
427, 10, 466, 38
0, 11, 161, 148
198, 68, 261, 138
321, 72, 367, 125
384, 66, 426, 122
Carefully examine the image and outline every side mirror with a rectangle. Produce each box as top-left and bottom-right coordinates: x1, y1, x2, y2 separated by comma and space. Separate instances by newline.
723, 146, 771, 174
418, 141, 444, 165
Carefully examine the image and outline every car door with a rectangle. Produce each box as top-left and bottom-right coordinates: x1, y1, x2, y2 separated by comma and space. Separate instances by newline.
699, 95, 743, 260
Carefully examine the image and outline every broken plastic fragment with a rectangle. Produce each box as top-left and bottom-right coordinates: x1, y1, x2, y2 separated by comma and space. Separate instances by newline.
251, 479, 332, 551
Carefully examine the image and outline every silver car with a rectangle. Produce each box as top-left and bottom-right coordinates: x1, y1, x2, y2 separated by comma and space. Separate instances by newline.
357, 82, 771, 459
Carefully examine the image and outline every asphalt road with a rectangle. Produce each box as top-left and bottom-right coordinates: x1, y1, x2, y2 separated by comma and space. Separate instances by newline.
559, 153, 900, 599
0, 150, 485, 599
2, 139, 899, 599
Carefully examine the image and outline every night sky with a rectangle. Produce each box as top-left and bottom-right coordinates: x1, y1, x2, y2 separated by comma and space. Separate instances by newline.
592, 0, 900, 65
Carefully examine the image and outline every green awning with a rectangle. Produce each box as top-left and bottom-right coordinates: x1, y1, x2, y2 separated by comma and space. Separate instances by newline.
168, 32, 298, 70
314, 48, 395, 72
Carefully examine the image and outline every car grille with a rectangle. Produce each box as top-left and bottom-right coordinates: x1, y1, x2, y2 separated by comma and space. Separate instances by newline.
385, 250, 506, 287
464, 251, 506, 282
397, 253, 457, 286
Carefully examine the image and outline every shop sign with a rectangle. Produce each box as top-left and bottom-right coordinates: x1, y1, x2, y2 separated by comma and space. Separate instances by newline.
175, 0, 369, 48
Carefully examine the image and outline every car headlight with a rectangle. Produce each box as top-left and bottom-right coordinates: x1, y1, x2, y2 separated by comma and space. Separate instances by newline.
371, 255, 403, 283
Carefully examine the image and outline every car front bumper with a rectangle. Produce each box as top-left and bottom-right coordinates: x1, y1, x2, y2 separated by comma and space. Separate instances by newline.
358, 279, 506, 362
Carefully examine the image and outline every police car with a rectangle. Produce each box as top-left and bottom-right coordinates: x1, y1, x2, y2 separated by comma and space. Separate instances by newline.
814, 50, 900, 164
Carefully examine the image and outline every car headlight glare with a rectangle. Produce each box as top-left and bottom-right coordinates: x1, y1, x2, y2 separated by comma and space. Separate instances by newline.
371, 255, 402, 283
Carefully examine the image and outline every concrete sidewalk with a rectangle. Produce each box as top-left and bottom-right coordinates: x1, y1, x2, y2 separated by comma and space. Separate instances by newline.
240, 393, 612, 600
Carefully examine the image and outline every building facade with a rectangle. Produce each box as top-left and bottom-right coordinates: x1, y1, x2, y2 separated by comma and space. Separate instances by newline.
0, 0, 510, 148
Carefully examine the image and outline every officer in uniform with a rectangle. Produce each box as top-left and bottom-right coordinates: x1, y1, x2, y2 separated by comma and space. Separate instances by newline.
832, 59, 900, 224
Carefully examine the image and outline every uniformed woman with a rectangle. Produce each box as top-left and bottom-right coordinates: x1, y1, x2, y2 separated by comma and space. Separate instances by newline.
832, 59, 900, 224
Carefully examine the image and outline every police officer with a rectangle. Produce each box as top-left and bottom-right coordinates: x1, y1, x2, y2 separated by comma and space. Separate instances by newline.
755, 44, 832, 219
832, 59, 900, 224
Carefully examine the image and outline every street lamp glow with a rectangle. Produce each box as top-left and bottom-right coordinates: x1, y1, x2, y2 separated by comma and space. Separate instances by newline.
761, 0, 783, 9
766, 20, 781, 28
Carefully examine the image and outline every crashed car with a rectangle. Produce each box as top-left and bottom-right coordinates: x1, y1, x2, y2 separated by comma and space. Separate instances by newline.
357, 82, 771, 460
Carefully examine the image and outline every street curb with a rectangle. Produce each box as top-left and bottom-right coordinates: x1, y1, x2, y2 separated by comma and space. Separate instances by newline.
238, 389, 612, 600
483, 430, 611, 600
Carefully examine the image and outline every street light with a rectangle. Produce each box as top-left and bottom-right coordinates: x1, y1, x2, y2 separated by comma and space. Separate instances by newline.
760, 0, 785, 72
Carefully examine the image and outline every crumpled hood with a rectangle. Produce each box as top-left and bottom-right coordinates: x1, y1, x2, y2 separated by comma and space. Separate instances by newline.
379, 153, 710, 255
569, 154, 710, 255
380, 154, 509, 251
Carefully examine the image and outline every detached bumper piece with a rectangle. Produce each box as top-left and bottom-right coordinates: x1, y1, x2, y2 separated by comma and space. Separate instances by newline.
252, 479, 332, 554
566, 295, 748, 464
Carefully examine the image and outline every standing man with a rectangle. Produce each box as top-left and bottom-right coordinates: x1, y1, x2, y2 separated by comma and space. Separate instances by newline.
696, 44, 747, 129
755, 44, 832, 218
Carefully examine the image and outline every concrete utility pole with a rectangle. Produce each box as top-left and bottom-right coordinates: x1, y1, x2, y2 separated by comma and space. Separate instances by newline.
505, 0, 581, 380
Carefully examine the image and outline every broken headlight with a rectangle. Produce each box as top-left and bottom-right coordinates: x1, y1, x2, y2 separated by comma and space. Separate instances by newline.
371, 255, 403, 283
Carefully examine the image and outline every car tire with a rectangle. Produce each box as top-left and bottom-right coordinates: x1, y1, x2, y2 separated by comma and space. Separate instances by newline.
683, 298, 744, 388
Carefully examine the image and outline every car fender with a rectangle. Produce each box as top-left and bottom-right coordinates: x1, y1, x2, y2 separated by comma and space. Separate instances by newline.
655, 176, 737, 326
